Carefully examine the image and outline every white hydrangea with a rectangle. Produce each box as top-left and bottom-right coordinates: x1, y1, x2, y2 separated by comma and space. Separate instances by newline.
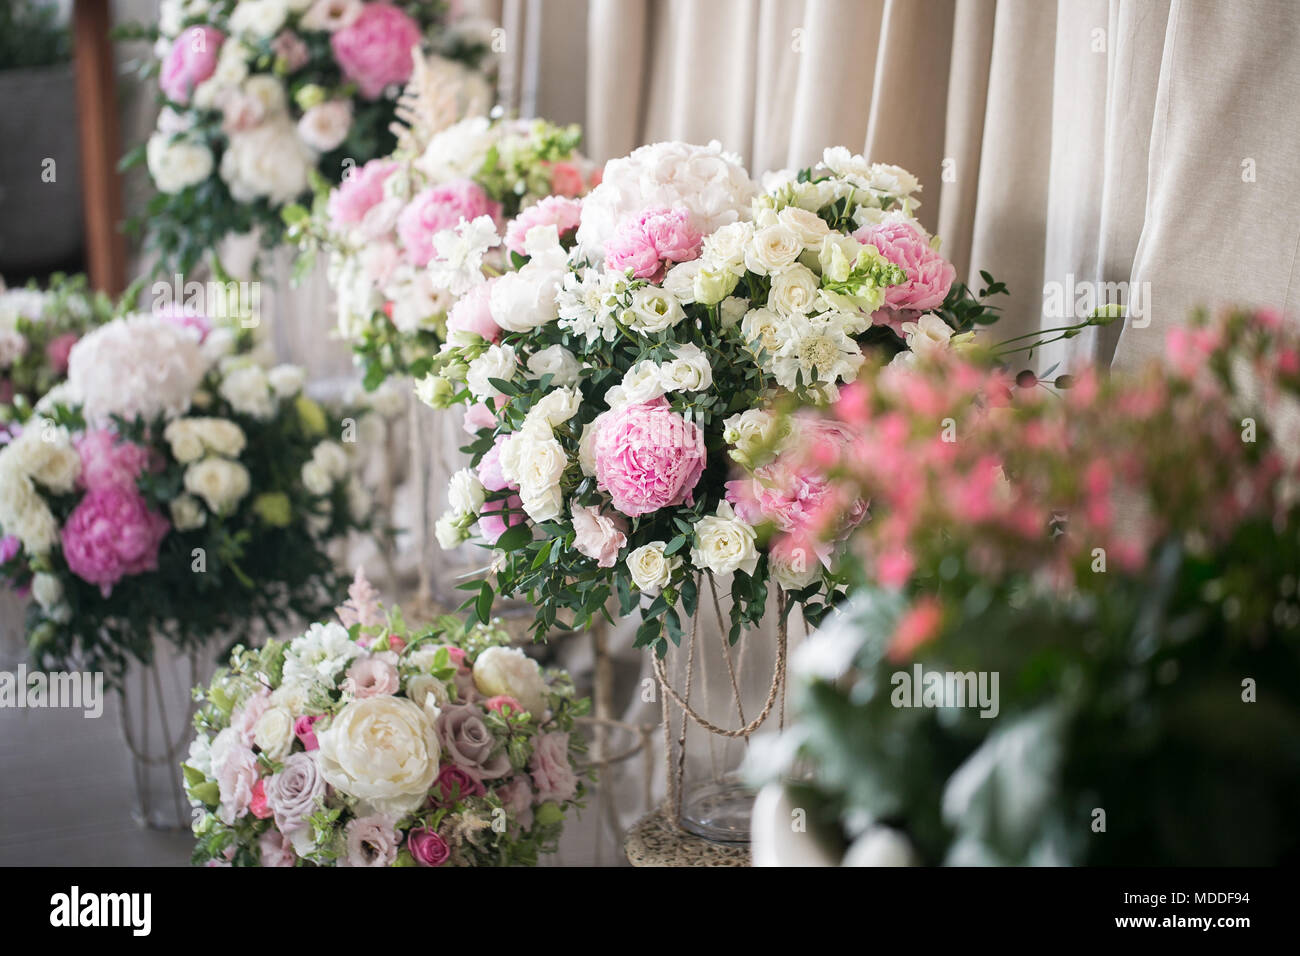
283, 621, 365, 688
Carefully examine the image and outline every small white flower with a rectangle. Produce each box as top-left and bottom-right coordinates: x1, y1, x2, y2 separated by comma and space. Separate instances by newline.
690, 501, 759, 576
428, 215, 502, 297
220, 365, 276, 420
627, 542, 680, 592
184, 457, 251, 514
447, 468, 486, 516
466, 343, 517, 400
169, 493, 207, 531
526, 345, 581, 387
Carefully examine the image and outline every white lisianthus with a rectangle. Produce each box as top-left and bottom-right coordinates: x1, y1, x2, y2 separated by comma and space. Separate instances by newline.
311, 441, 349, 481
465, 343, 517, 400
268, 364, 306, 397
316, 696, 440, 817
619, 361, 666, 405
526, 345, 581, 387
297, 100, 352, 152
523, 387, 582, 433
660, 343, 713, 392
624, 286, 685, 334
253, 706, 296, 760
435, 511, 471, 549
447, 468, 486, 516
692, 267, 740, 306
627, 542, 680, 592
768, 264, 821, 316
184, 457, 251, 514
472, 646, 548, 717
724, 408, 780, 464
690, 501, 759, 576
301, 460, 333, 496
169, 493, 207, 531
146, 133, 214, 194
219, 365, 275, 420
499, 431, 567, 523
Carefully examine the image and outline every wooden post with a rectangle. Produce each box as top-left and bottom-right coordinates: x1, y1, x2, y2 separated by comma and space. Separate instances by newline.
72, 0, 126, 295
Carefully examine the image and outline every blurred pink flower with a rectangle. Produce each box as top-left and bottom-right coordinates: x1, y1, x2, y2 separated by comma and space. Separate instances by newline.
330, 2, 423, 99
160, 26, 224, 105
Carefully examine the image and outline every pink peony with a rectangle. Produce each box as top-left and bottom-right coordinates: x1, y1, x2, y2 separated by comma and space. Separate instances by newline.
604, 206, 702, 281
61, 486, 170, 595
214, 740, 259, 825
330, 2, 423, 100
853, 219, 955, 328
396, 180, 501, 266
592, 400, 706, 517
230, 689, 271, 747
571, 503, 627, 568
75, 429, 156, 492
446, 281, 501, 343
44, 333, 79, 375
504, 196, 584, 257
547, 161, 586, 199
160, 26, 224, 104
528, 731, 578, 804
293, 714, 322, 751
430, 763, 485, 806
406, 827, 450, 867
478, 495, 525, 544
327, 159, 398, 229
342, 655, 400, 698
258, 828, 296, 867
0, 534, 19, 564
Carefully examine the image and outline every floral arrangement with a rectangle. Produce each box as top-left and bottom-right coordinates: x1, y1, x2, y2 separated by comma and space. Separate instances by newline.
287, 103, 598, 390
418, 142, 1004, 651
0, 305, 372, 680
184, 570, 589, 866
756, 307, 1300, 865
0, 274, 116, 425
125, 0, 494, 272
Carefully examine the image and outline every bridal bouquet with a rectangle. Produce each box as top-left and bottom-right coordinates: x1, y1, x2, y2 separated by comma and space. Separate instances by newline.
126, 0, 494, 271
757, 307, 1300, 865
419, 142, 1004, 651
288, 108, 597, 389
0, 308, 371, 679
184, 571, 588, 866
0, 274, 116, 424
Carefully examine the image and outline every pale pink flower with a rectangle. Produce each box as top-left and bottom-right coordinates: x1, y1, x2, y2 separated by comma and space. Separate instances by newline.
396, 180, 501, 267
592, 400, 706, 517
570, 503, 627, 568
528, 731, 578, 804
445, 281, 501, 343
853, 219, 955, 329
330, 3, 423, 100
342, 655, 400, 698
504, 196, 584, 257
327, 159, 398, 229
160, 26, 224, 105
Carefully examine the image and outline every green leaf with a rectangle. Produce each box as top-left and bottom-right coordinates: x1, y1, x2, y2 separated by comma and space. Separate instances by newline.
475, 581, 494, 625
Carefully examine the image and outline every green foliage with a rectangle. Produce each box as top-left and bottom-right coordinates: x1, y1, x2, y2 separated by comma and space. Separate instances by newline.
0, 0, 70, 70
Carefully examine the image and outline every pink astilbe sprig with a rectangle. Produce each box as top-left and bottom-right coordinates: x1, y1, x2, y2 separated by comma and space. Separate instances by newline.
336, 566, 385, 630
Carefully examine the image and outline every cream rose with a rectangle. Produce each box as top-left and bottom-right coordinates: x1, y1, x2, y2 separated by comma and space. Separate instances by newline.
169, 493, 207, 531
778, 206, 832, 247
523, 387, 582, 432
219, 365, 276, 419
660, 343, 713, 392
745, 224, 803, 276
472, 646, 548, 717
624, 287, 685, 334
301, 460, 332, 496
146, 133, 214, 194
316, 696, 440, 817
311, 441, 349, 481
268, 364, 306, 397
627, 541, 680, 591
768, 263, 821, 316
183, 457, 251, 514
447, 467, 486, 516
466, 344, 517, 400
253, 706, 296, 760
690, 501, 759, 576
619, 361, 666, 404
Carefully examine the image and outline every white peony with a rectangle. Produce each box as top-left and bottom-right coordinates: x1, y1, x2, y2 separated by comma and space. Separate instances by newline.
526, 345, 581, 387
146, 133, 214, 193
220, 116, 312, 206
184, 457, 251, 514
447, 467, 486, 516
472, 646, 548, 717
169, 493, 207, 531
690, 501, 759, 576
488, 261, 563, 333
219, 365, 276, 420
576, 140, 757, 258
67, 314, 206, 426
627, 541, 680, 592
466, 343, 517, 400
317, 696, 441, 817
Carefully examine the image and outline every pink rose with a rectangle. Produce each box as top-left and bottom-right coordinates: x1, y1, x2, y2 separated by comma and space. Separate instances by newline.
430, 763, 485, 807
271, 30, 309, 72
496, 775, 534, 830
571, 503, 627, 568
258, 828, 296, 867
485, 695, 524, 717
853, 219, 956, 328
476, 436, 515, 492
265, 752, 327, 835
75, 429, 156, 492
214, 740, 259, 825
344, 814, 399, 867
592, 400, 706, 517
249, 778, 274, 820
44, 333, 79, 375
327, 159, 398, 229
604, 207, 702, 281
436, 703, 511, 780
478, 495, 525, 544
528, 731, 578, 804
330, 2, 423, 100
406, 827, 450, 867
446, 282, 501, 343
504, 196, 584, 257
294, 714, 321, 751
160, 26, 224, 104
342, 654, 400, 698
61, 486, 170, 596
397, 180, 501, 267
547, 161, 586, 199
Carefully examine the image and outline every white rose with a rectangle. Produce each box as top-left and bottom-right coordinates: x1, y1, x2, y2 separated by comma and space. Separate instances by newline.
31, 572, 64, 614
219, 365, 275, 419
577, 416, 603, 477
317, 696, 440, 816
345, 476, 370, 522
169, 493, 207, 531
220, 116, 312, 206
472, 646, 548, 717
435, 511, 470, 549
701, 220, 754, 275
466, 344, 517, 400
14, 425, 81, 494
520, 482, 564, 523
718, 296, 748, 329
627, 542, 680, 591
524, 387, 582, 433
768, 263, 821, 316
661, 260, 703, 304
404, 674, 450, 716
311, 441, 349, 481
690, 501, 759, 576
253, 706, 295, 760
624, 286, 685, 334
778, 206, 832, 247
301, 460, 332, 496
526, 345, 581, 387
741, 306, 787, 356
448, 468, 486, 516
660, 343, 713, 392
745, 224, 803, 276
146, 133, 213, 193
723, 409, 780, 462
297, 101, 352, 153
184, 458, 251, 514
268, 364, 306, 397
500, 433, 567, 522
228, 0, 288, 38
620, 361, 666, 404
163, 421, 205, 464
771, 543, 822, 591
0, 468, 58, 554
